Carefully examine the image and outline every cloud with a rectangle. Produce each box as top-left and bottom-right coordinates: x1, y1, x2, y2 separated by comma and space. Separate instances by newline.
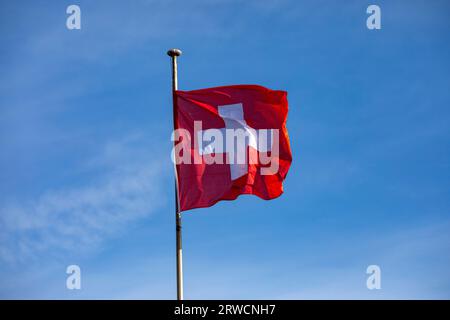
0, 133, 169, 264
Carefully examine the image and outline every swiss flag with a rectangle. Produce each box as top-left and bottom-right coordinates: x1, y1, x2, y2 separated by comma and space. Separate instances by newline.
173, 85, 292, 212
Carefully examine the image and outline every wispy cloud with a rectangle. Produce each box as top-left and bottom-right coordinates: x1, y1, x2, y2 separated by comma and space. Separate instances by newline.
0, 133, 168, 264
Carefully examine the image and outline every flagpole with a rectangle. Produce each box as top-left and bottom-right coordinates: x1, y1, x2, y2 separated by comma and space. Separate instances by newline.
167, 48, 183, 300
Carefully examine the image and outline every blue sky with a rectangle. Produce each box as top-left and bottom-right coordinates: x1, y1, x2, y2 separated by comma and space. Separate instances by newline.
0, 0, 449, 299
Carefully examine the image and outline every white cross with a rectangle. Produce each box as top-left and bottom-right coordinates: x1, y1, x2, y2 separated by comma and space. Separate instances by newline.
197, 103, 273, 180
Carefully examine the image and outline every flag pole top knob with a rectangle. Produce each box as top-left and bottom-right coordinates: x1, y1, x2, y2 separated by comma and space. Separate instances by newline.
167, 49, 182, 57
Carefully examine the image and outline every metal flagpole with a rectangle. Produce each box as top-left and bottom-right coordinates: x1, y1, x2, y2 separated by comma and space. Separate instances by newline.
167, 48, 183, 300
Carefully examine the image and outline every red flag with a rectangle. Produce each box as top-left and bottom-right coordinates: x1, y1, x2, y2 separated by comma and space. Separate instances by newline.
173, 85, 292, 211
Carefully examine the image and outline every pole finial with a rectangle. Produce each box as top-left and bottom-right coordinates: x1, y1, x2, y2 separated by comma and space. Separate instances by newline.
167, 48, 182, 57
